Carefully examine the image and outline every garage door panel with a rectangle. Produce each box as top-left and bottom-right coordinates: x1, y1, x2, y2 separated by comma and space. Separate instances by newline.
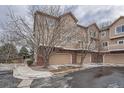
104, 54, 124, 64
49, 53, 71, 65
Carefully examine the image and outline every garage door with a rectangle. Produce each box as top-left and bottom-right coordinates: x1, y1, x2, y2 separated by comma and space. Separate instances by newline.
104, 53, 124, 64
77, 54, 91, 64
49, 53, 72, 65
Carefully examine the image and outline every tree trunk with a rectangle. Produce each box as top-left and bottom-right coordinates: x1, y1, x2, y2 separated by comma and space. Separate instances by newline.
33, 51, 38, 65
6, 47, 11, 63
43, 57, 49, 68
80, 52, 87, 65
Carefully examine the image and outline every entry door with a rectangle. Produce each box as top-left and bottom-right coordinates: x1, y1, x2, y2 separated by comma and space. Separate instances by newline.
91, 53, 103, 63
37, 54, 44, 66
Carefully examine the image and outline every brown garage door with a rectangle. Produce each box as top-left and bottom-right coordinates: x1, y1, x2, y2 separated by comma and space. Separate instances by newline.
104, 53, 124, 64
49, 53, 71, 65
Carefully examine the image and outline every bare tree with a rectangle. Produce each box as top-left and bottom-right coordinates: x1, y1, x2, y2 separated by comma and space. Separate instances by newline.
76, 29, 97, 65
2, 6, 76, 67
34, 7, 77, 67
0, 32, 18, 63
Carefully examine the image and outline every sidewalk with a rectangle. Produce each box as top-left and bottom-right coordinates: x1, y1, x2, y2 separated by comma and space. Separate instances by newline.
17, 79, 33, 88
13, 64, 53, 79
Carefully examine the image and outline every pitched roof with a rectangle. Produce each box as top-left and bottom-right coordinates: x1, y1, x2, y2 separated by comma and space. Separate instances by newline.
87, 23, 100, 31
100, 16, 124, 31
35, 11, 78, 23
35, 11, 124, 31
77, 24, 87, 29
109, 16, 124, 27
59, 12, 78, 22
35, 11, 59, 20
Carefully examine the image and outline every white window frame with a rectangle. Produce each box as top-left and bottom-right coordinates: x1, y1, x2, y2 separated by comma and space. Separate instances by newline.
115, 24, 124, 34
117, 40, 124, 45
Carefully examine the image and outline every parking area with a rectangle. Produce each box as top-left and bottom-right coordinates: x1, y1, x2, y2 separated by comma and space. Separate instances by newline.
1, 64, 124, 88
0, 70, 21, 88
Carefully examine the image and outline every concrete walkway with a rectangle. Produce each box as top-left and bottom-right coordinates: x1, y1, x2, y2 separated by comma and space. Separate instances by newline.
13, 64, 53, 88
17, 79, 33, 88
13, 65, 53, 79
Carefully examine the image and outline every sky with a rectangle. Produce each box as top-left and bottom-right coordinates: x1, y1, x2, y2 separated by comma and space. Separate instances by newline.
0, 5, 124, 29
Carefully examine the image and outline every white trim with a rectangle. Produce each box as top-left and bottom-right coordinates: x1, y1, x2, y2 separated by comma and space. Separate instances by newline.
109, 48, 124, 51
70, 54, 72, 64
103, 54, 105, 65
109, 43, 123, 46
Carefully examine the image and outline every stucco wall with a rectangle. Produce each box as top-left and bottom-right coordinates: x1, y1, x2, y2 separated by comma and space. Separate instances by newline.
103, 53, 124, 64
76, 53, 91, 64
99, 30, 110, 52
87, 24, 99, 51
49, 53, 72, 65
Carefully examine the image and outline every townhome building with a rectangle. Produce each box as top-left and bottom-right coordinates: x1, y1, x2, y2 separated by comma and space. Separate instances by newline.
100, 16, 124, 65
34, 11, 124, 66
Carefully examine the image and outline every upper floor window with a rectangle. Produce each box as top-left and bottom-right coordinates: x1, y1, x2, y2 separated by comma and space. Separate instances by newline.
90, 31, 96, 37
101, 31, 106, 37
117, 40, 124, 44
102, 42, 108, 47
115, 25, 124, 34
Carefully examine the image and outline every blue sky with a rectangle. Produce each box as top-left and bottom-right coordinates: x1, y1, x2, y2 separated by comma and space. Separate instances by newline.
0, 5, 124, 28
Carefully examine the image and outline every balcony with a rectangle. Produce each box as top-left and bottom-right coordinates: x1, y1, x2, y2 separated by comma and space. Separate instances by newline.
109, 44, 124, 51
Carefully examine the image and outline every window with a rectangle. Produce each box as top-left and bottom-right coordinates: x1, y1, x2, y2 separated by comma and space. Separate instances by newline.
116, 25, 124, 34
102, 42, 108, 47
101, 31, 106, 37
117, 40, 124, 44
90, 31, 96, 37
93, 32, 96, 37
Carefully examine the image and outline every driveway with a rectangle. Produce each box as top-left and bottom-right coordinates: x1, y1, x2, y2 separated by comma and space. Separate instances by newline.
31, 67, 124, 88
1, 66, 124, 88
0, 70, 21, 88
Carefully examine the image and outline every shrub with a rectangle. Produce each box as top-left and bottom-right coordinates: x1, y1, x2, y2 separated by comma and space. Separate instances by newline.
27, 60, 33, 66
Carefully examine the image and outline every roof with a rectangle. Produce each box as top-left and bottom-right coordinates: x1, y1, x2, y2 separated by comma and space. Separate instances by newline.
109, 16, 124, 27
87, 23, 100, 31
77, 24, 87, 29
35, 11, 78, 23
99, 16, 124, 31
59, 12, 78, 22
35, 11, 59, 20
35, 11, 124, 32
100, 26, 110, 31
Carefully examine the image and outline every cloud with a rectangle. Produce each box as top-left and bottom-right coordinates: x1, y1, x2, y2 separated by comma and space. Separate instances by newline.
70, 5, 124, 26
0, 5, 124, 28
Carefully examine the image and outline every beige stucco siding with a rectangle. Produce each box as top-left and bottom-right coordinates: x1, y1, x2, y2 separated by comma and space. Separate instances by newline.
104, 53, 124, 64
108, 37, 124, 51
88, 24, 99, 39
77, 54, 91, 64
49, 53, 72, 65
87, 25, 99, 51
